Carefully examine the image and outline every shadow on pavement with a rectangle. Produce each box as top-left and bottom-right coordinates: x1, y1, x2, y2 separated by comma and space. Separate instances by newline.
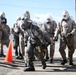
0, 57, 76, 72
53, 65, 76, 72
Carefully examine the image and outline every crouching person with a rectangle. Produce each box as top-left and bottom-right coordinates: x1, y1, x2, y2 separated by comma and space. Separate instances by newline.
20, 16, 51, 71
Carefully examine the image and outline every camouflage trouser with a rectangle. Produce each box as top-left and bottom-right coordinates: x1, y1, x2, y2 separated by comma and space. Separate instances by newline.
0, 30, 3, 55
13, 35, 19, 48
13, 35, 19, 56
50, 37, 55, 59
24, 42, 45, 68
0, 30, 10, 55
19, 34, 25, 56
59, 36, 75, 61
13, 34, 25, 58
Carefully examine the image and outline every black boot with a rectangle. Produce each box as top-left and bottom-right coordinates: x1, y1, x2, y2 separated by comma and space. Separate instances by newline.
69, 60, 74, 65
19, 55, 23, 59
1, 54, 6, 57
45, 56, 49, 61
18, 53, 23, 59
25, 63, 27, 67
42, 60, 46, 69
0, 53, 5, 57
50, 59, 53, 63
15, 48, 19, 59
24, 67, 35, 71
0, 54, 2, 57
42, 62, 46, 69
15, 56, 20, 59
15, 50, 18, 56
61, 59, 67, 65
0, 50, 5, 57
32, 56, 35, 61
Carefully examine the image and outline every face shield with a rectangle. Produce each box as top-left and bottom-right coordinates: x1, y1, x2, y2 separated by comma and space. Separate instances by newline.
46, 18, 51, 23
23, 11, 30, 20
16, 16, 21, 21
19, 17, 30, 30
46, 14, 53, 23
62, 10, 70, 20
0, 12, 5, 18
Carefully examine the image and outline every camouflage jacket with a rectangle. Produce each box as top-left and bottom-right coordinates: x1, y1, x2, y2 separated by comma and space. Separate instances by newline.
24, 24, 51, 46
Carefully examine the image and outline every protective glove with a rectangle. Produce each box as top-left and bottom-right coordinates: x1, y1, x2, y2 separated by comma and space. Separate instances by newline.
66, 33, 73, 38
61, 32, 66, 37
53, 36, 58, 41
24, 43, 27, 46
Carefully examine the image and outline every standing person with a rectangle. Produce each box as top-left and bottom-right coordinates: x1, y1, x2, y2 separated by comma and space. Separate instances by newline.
54, 10, 76, 65
44, 14, 57, 63
12, 16, 22, 59
0, 11, 7, 57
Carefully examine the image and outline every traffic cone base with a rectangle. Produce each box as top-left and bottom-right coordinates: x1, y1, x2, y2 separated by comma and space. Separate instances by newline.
4, 41, 13, 63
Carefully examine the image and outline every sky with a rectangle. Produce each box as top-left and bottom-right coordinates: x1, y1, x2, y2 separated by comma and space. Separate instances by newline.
0, 0, 75, 27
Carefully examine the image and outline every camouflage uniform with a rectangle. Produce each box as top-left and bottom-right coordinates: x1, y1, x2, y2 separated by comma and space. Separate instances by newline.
44, 19, 57, 63
12, 23, 20, 57
12, 21, 24, 59
54, 11, 76, 65
21, 18, 51, 71
0, 12, 8, 57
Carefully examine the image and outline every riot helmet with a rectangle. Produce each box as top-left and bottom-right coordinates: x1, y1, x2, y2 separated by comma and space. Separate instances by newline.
0, 11, 5, 18
23, 11, 30, 20
62, 10, 70, 20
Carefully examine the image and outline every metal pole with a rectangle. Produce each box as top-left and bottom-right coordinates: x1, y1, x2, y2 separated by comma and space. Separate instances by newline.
75, 0, 76, 20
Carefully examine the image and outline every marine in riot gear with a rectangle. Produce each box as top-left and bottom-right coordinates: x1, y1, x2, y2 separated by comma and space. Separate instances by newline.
0, 11, 10, 57
54, 10, 76, 65
20, 16, 51, 71
12, 16, 23, 59
44, 14, 57, 63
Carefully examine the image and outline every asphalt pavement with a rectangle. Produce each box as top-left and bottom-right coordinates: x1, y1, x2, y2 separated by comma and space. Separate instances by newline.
0, 56, 76, 75
0, 34, 76, 75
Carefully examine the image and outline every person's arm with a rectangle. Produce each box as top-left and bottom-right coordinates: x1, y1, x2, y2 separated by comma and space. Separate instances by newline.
71, 21, 76, 35
53, 22, 61, 41
24, 31, 29, 46
36, 26, 51, 45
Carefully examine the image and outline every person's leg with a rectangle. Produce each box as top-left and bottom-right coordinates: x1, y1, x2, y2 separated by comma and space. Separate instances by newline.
50, 42, 55, 63
59, 38, 67, 65
24, 43, 35, 71
0, 43, 5, 57
35, 46, 46, 69
50, 37, 55, 63
19, 34, 24, 59
45, 47, 49, 61
68, 37, 75, 65
0, 31, 5, 57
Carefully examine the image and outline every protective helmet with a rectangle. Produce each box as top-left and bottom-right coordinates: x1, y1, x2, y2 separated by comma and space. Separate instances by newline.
21, 17, 31, 30
0, 11, 5, 18
23, 11, 30, 20
62, 10, 70, 20
46, 14, 53, 22
16, 16, 21, 21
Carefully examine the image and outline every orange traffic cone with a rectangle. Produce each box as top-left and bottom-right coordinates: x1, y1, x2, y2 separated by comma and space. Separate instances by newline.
4, 41, 13, 63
